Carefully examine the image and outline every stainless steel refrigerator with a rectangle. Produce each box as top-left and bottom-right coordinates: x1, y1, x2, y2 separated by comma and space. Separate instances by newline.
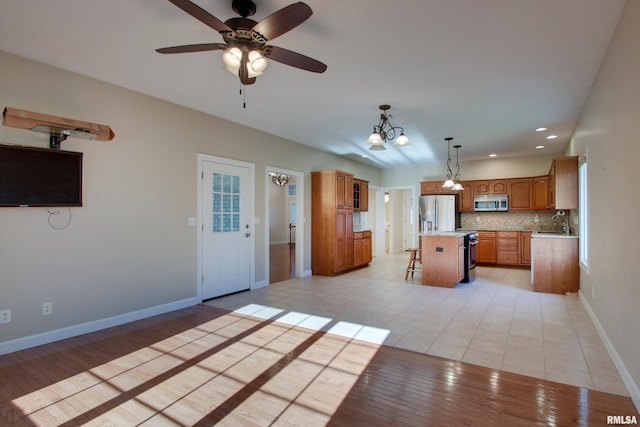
418, 195, 460, 232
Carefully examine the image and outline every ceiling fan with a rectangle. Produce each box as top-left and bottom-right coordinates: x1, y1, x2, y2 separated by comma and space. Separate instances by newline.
156, 0, 327, 85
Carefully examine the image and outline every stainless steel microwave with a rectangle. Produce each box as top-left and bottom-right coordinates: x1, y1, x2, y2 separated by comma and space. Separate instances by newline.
474, 194, 509, 211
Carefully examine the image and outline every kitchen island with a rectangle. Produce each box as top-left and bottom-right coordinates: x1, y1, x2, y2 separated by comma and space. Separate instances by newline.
421, 232, 467, 288
531, 233, 579, 294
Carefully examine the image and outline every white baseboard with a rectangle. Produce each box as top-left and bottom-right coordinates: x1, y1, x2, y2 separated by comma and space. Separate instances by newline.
579, 290, 640, 412
252, 280, 269, 290
0, 297, 199, 356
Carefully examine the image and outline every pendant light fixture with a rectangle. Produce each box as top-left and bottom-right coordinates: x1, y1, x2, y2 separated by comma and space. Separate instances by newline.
365, 105, 411, 151
451, 144, 464, 191
442, 137, 455, 188
269, 172, 290, 186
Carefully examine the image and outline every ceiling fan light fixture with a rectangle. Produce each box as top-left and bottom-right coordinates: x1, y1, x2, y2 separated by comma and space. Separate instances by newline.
247, 50, 268, 76
222, 47, 242, 74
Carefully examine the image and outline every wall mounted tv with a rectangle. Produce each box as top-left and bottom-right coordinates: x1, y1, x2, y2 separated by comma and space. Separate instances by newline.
0, 144, 83, 207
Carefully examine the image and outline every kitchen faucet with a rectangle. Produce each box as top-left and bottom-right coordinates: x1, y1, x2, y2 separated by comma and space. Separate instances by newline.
552, 210, 570, 235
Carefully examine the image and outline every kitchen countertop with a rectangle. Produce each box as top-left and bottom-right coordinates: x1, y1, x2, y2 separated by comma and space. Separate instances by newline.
420, 231, 469, 237
457, 228, 578, 238
532, 233, 578, 239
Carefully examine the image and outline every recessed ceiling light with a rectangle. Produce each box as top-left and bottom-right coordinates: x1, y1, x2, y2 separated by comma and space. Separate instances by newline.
489, 153, 497, 158
536, 145, 545, 149
536, 127, 547, 132
546, 135, 558, 139
361, 154, 369, 158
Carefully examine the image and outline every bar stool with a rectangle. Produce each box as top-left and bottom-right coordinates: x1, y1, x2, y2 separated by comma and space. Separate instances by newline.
405, 248, 421, 280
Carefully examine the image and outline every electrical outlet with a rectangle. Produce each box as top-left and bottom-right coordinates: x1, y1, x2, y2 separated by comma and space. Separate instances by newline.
42, 302, 52, 316
0, 309, 11, 324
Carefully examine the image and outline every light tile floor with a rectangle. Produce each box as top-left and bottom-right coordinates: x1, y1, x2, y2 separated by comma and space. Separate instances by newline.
205, 252, 629, 396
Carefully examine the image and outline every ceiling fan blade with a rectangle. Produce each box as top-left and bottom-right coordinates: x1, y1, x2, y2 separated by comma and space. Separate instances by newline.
167, 0, 232, 33
156, 43, 227, 54
252, 2, 312, 41
264, 46, 327, 73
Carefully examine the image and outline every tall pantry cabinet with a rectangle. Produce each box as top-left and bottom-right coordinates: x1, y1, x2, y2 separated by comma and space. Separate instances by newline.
312, 170, 355, 276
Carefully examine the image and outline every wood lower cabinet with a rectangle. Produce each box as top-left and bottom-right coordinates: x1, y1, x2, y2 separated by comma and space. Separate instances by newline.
496, 231, 519, 265
335, 209, 354, 272
520, 231, 532, 265
532, 236, 579, 294
422, 234, 465, 287
477, 231, 497, 264
477, 230, 531, 267
354, 231, 372, 266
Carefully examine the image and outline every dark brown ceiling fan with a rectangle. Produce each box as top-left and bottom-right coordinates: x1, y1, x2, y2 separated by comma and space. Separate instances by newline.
156, 0, 327, 85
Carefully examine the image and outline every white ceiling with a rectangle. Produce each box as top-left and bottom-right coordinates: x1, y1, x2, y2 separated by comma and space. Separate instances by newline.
0, 0, 626, 168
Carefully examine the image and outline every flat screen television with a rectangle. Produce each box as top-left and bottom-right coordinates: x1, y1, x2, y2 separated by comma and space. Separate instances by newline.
0, 144, 83, 207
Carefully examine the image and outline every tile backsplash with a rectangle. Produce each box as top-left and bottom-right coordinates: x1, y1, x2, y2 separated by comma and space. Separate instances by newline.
460, 210, 565, 232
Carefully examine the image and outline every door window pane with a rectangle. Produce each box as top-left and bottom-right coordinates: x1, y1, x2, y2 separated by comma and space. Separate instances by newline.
212, 172, 241, 232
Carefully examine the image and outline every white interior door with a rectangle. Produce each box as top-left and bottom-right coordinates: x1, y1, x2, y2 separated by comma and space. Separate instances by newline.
200, 158, 253, 299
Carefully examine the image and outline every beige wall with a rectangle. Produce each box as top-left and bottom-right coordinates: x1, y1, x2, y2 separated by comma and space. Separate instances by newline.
567, 0, 640, 405
0, 51, 381, 346
382, 153, 557, 192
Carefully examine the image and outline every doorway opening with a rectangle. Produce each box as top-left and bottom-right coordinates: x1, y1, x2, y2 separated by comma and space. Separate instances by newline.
266, 167, 304, 284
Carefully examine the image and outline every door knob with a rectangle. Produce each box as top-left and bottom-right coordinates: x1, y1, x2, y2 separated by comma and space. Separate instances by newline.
245, 232, 251, 238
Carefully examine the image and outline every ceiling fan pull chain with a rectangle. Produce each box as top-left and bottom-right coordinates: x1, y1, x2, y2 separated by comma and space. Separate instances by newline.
242, 84, 247, 109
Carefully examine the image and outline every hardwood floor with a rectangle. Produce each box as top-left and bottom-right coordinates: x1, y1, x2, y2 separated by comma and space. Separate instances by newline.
0, 304, 637, 426
270, 243, 295, 284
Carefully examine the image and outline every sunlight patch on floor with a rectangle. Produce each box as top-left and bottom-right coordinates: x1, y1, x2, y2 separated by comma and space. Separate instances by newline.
11, 304, 388, 427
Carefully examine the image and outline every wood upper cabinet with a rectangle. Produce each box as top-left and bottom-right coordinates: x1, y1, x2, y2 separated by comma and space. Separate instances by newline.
336, 172, 354, 209
420, 181, 439, 195
532, 176, 551, 210
491, 180, 508, 194
549, 156, 578, 210
508, 178, 532, 210
474, 180, 507, 195
354, 179, 369, 211
474, 181, 490, 195
459, 181, 474, 212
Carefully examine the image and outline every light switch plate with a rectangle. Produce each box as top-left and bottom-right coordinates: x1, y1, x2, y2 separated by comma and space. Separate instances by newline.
188, 217, 197, 227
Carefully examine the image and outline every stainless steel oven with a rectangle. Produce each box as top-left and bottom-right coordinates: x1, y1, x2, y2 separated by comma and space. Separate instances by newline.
462, 231, 478, 283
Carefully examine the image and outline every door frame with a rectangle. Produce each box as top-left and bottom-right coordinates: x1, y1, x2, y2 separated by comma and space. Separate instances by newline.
384, 185, 418, 253
197, 153, 255, 302
265, 166, 305, 284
